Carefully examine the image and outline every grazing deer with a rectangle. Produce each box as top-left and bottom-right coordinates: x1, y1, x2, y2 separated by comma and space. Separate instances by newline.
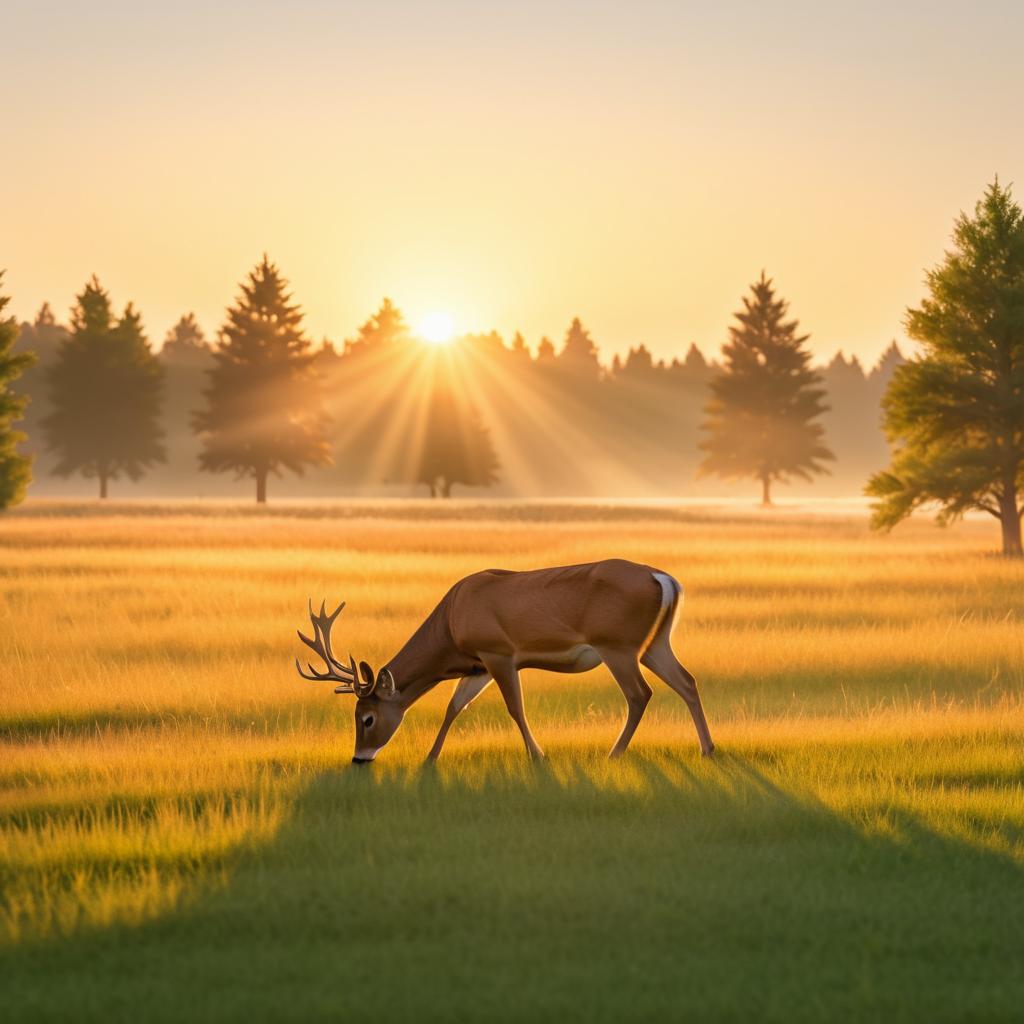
295, 558, 714, 763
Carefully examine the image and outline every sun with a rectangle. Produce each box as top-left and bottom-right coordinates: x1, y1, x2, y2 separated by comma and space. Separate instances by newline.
418, 311, 456, 345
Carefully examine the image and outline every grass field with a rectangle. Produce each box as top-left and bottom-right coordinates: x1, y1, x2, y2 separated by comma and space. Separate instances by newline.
2, 500, 1023, 1021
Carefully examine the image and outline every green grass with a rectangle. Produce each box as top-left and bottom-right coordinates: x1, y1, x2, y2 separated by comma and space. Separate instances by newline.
2, 502, 1023, 1021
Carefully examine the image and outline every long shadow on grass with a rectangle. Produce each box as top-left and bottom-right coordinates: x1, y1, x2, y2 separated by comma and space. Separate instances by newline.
0, 703, 336, 746
4, 749, 1024, 1023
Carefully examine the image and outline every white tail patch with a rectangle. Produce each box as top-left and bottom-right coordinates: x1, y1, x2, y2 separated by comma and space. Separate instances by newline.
643, 571, 683, 654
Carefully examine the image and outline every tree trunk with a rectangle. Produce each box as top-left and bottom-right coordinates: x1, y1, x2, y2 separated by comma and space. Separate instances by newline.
255, 471, 267, 504
760, 475, 772, 507
428, 481, 437, 499
441, 478, 452, 499
999, 488, 1022, 557
99, 473, 108, 500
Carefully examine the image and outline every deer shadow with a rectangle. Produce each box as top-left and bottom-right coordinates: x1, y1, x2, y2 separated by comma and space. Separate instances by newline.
4, 747, 1024, 1023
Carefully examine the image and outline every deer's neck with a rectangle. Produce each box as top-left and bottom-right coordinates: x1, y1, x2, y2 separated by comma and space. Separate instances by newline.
385, 590, 477, 709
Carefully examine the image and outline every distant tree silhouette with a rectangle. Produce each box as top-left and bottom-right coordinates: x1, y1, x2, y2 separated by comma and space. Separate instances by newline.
0, 273, 36, 508
510, 331, 530, 360
159, 313, 213, 491
163, 312, 207, 357
16, 304, 65, 372
416, 380, 500, 498
42, 278, 164, 498
867, 180, 1024, 557
13, 304, 68, 479
869, 341, 905, 387
621, 343, 656, 378
344, 297, 411, 356
193, 257, 329, 503
557, 317, 601, 379
700, 272, 833, 505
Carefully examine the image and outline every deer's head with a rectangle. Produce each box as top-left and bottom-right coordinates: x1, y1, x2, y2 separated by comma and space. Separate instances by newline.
295, 601, 405, 764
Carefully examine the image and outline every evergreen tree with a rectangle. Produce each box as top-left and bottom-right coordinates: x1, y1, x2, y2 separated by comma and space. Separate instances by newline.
510, 331, 530, 360
0, 273, 36, 508
193, 257, 330, 503
700, 272, 832, 505
43, 278, 164, 498
536, 336, 556, 363
344, 297, 411, 356
622, 344, 656, 378
163, 312, 208, 357
557, 317, 601, 377
867, 180, 1024, 557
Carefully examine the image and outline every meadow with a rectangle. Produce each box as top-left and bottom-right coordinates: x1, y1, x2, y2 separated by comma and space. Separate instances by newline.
2, 500, 1023, 1022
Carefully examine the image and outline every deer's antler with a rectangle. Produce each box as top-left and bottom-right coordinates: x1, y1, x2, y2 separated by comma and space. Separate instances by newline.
295, 600, 374, 695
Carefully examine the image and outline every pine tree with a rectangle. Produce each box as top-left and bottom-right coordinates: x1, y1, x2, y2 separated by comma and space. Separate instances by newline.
622, 344, 656, 378
557, 317, 600, 377
0, 273, 36, 508
42, 278, 164, 498
193, 257, 330, 503
344, 297, 411, 356
867, 180, 1024, 557
163, 312, 207, 358
700, 272, 833, 505
510, 331, 530, 360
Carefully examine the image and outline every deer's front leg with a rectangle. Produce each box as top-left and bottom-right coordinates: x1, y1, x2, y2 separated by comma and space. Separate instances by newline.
598, 649, 652, 758
426, 673, 492, 762
480, 653, 545, 760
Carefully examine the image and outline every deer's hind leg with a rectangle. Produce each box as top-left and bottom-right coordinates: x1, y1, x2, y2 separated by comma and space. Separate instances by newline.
640, 632, 714, 756
597, 649, 652, 758
426, 673, 492, 762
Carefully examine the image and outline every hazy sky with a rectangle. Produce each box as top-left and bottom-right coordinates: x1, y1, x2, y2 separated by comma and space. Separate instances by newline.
5, 1, 1023, 364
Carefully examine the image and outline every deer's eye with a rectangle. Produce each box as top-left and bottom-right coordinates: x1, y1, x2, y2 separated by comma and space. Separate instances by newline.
363, 715, 375, 729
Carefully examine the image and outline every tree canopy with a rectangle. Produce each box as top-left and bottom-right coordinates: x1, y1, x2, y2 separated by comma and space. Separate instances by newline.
42, 278, 164, 498
699, 272, 833, 504
193, 256, 330, 502
867, 180, 1024, 557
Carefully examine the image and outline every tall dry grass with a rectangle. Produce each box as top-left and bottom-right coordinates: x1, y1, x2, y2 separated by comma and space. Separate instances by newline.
2, 501, 1023, 954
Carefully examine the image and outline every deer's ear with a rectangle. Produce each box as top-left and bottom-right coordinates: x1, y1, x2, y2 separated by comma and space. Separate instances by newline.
377, 668, 397, 698
358, 661, 375, 688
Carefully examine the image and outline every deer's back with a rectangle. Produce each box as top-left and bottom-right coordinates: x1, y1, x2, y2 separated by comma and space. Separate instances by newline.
448, 558, 665, 656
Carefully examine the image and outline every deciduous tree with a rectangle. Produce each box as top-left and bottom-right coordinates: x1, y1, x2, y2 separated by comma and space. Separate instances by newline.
416, 381, 500, 498
867, 180, 1024, 557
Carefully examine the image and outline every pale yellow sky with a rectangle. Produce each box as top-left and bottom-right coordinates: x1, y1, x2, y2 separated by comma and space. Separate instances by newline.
5, 1, 1023, 364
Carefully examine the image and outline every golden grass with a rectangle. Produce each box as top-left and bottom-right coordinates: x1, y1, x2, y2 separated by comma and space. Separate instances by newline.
2, 502, 1023, 952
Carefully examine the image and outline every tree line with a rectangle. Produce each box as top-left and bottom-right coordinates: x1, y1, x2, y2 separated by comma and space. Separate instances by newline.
4, 260, 905, 499
1, 179, 1022, 554
5, 263, 899, 505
